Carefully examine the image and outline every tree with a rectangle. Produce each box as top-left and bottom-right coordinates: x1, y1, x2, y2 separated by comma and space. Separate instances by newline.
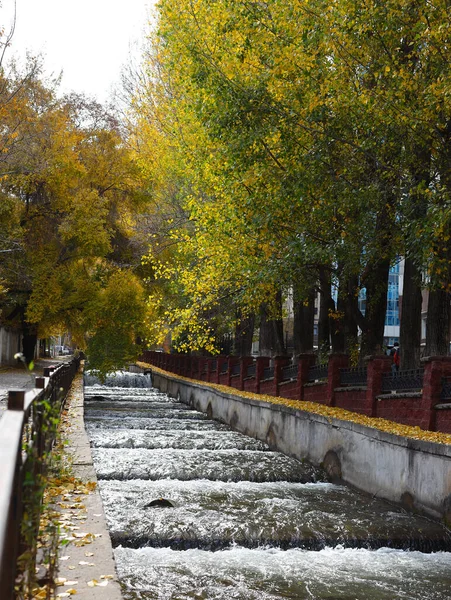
128, 0, 451, 364
0, 57, 152, 372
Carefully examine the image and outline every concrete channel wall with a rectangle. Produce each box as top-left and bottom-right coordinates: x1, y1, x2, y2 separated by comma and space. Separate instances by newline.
151, 369, 451, 523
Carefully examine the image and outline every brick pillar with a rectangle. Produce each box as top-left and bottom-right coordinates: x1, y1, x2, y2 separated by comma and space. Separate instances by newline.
420, 356, 451, 431
188, 356, 199, 379
182, 355, 189, 376
198, 357, 204, 379
239, 357, 254, 390
216, 357, 225, 384
255, 357, 270, 394
275, 356, 291, 396
298, 354, 316, 400
227, 357, 240, 387
365, 355, 392, 417
206, 358, 212, 382
190, 357, 199, 379
326, 354, 349, 406
226, 356, 234, 387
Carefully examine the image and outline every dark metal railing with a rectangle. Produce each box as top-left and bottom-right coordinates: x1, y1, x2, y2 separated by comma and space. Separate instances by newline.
340, 367, 368, 387
0, 356, 80, 599
263, 366, 275, 380
381, 369, 424, 393
220, 361, 228, 374
246, 363, 256, 378
231, 363, 240, 376
281, 363, 298, 382
308, 363, 328, 382
441, 377, 451, 401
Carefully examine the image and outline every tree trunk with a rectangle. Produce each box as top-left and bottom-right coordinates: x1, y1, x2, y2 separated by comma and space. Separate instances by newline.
22, 323, 37, 365
272, 290, 285, 355
258, 292, 285, 356
234, 311, 255, 356
360, 257, 390, 358
293, 289, 315, 354
425, 289, 450, 356
318, 268, 333, 352
335, 273, 359, 355
400, 258, 422, 368
400, 140, 430, 369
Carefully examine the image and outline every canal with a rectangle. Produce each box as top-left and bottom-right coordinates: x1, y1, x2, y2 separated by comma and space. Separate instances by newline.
84, 372, 451, 599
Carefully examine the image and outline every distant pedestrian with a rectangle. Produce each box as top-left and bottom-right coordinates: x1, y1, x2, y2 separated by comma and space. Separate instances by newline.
390, 342, 400, 374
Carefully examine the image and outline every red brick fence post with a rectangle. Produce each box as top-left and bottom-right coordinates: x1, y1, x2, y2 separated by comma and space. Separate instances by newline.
420, 356, 451, 431
365, 355, 392, 417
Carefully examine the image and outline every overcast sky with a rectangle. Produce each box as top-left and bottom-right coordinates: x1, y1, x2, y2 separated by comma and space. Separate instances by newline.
1, 0, 155, 102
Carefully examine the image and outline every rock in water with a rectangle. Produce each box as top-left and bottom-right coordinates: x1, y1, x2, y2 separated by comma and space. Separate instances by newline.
145, 498, 174, 508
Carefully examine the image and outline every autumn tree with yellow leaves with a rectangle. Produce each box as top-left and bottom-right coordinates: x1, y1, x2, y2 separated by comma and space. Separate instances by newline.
3, 0, 451, 371
0, 55, 152, 374
128, 0, 451, 364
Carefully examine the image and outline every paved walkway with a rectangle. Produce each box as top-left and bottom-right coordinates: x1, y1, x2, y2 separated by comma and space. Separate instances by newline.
0, 357, 70, 411
55, 372, 123, 599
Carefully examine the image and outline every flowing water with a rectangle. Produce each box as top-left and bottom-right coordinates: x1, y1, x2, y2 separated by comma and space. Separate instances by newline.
84, 374, 451, 600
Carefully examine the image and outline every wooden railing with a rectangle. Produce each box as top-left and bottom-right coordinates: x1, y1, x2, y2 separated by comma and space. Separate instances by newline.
0, 356, 80, 599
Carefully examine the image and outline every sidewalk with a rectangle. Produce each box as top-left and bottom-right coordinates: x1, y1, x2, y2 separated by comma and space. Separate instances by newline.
53, 372, 123, 599
0, 357, 71, 411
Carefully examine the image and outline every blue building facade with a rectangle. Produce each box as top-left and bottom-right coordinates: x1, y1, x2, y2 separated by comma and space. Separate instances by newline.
358, 261, 402, 346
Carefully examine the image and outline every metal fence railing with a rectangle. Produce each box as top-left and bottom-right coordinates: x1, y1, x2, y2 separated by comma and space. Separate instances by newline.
220, 361, 228, 374
231, 363, 240, 376
381, 369, 424, 393
263, 366, 275, 380
308, 363, 328, 382
0, 356, 80, 599
441, 377, 451, 401
340, 367, 368, 387
246, 363, 256, 378
281, 363, 298, 382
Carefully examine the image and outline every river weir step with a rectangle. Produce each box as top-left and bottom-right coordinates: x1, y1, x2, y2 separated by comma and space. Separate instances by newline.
87, 428, 271, 451
114, 546, 451, 600
84, 372, 451, 599
101, 478, 450, 552
91, 448, 321, 482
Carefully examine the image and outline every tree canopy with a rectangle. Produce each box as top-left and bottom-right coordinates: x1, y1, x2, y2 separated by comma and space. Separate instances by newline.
127, 0, 451, 361
0, 51, 152, 374
3, 0, 451, 373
